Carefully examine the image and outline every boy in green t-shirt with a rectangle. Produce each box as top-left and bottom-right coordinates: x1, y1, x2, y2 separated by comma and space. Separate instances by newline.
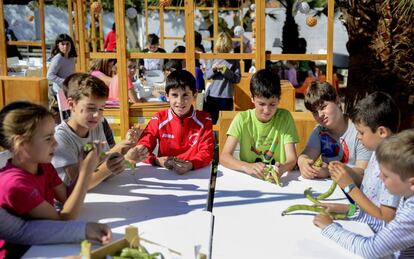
220, 69, 299, 179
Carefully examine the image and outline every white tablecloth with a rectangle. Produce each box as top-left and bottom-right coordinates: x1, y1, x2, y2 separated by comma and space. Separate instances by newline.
211, 165, 374, 259
24, 164, 213, 259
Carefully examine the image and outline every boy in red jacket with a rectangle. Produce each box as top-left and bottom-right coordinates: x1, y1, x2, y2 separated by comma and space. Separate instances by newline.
126, 70, 214, 174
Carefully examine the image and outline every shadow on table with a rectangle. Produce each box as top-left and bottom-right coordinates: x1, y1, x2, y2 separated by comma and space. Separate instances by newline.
81, 165, 212, 227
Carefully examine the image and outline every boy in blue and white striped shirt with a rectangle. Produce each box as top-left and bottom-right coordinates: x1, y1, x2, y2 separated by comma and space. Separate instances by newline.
314, 129, 414, 258
322, 92, 400, 231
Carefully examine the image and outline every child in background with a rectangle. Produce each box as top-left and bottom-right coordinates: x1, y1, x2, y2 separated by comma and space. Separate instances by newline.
139, 34, 166, 72
103, 23, 116, 52
89, 58, 117, 86
204, 32, 241, 124
0, 101, 101, 258
164, 59, 183, 77
298, 82, 371, 180
108, 62, 140, 103
220, 69, 298, 178
126, 70, 214, 174
314, 129, 414, 258
47, 34, 77, 100
321, 92, 401, 231
285, 61, 299, 88
52, 73, 141, 190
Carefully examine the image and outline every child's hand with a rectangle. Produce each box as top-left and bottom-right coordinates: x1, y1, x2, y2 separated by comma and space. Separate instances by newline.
318, 202, 349, 214
171, 158, 193, 175
155, 156, 173, 169
212, 63, 220, 72
85, 222, 112, 244
125, 124, 143, 143
313, 211, 333, 229
313, 165, 330, 178
218, 65, 228, 74
111, 137, 138, 155
242, 162, 266, 179
125, 145, 149, 163
80, 141, 105, 175
329, 161, 354, 188
298, 157, 319, 179
106, 152, 125, 175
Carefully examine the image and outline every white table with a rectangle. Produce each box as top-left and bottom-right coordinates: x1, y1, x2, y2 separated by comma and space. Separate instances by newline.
211, 165, 373, 259
24, 164, 213, 259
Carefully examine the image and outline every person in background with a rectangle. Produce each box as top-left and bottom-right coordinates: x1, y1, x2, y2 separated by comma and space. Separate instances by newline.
204, 32, 241, 124
103, 23, 116, 52
4, 19, 22, 59
47, 34, 77, 119
108, 62, 140, 103
285, 61, 299, 88
164, 59, 183, 77
89, 58, 117, 86
139, 34, 166, 72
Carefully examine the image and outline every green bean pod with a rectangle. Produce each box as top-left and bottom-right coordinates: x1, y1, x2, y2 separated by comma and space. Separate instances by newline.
263, 165, 282, 186
281, 204, 347, 219
316, 181, 337, 200
304, 188, 321, 204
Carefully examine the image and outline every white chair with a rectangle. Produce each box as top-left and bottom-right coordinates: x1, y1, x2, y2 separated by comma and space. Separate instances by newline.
0, 150, 11, 168
56, 88, 71, 122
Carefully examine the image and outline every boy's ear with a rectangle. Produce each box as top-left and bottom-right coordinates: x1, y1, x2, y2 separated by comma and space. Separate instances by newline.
67, 97, 76, 110
409, 177, 414, 192
250, 95, 255, 104
377, 126, 391, 138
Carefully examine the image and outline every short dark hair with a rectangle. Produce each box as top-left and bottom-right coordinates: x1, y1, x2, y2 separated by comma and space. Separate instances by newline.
304, 81, 338, 113
147, 33, 159, 45
351, 92, 400, 133
63, 73, 109, 102
165, 70, 196, 95
376, 129, 414, 180
51, 34, 77, 58
250, 69, 281, 98
172, 45, 186, 53
164, 59, 183, 72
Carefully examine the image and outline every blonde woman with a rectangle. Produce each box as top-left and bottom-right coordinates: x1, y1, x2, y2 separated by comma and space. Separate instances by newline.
204, 32, 241, 124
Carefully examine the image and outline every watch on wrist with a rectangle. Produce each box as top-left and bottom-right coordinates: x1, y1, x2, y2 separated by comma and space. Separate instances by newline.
343, 183, 356, 194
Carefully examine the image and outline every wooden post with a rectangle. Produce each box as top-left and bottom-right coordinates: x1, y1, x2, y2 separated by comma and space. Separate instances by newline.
90, 0, 97, 53
326, 0, 334, 84
0, 0, 7, 76
39, 0, 47, 77
254, 0, 265, 70
76, 0, 87, 72
184, 0, 195, 76
98, 0, 104, 51
160, 6, 164, 48
213, 0, 218, 49
114, 0, 129, 138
